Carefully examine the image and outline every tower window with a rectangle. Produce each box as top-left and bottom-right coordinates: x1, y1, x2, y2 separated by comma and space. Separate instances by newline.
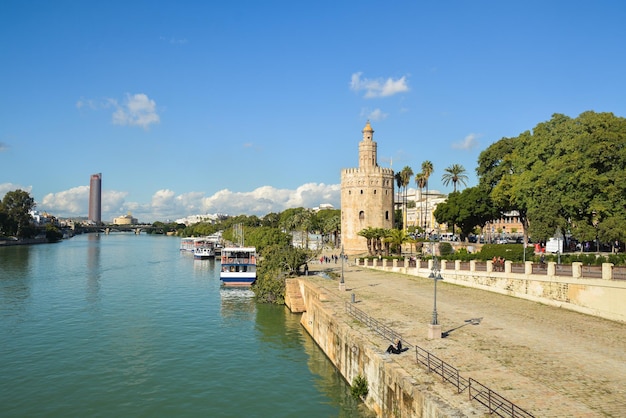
360, 190, 363, 194
374, 189, 377, 194
359, 211, 365, 220
385, 211, 389, 220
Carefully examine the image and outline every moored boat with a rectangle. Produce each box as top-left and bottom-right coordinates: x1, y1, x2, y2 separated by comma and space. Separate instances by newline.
220, 247, 257, 286
193, 245, 215, 259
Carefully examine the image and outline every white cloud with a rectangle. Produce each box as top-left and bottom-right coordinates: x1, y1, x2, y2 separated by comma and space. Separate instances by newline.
350, 72, 409, 98
0, 183, 32, 199
76, 93, 161, 129
200, 183, 340, 217
452, 133, 481, 150
112, 93, 160, 129
361, 109, 389, 122
40, 187, 128, 217
32, 183, 340, 223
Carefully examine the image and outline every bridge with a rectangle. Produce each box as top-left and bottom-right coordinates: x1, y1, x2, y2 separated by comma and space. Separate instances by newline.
76, 224, 165, 235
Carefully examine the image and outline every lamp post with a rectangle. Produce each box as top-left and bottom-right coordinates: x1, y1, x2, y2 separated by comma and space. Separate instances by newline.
427, 238, 443, 338
339, 245, 345, 291
428, 256, 443, 325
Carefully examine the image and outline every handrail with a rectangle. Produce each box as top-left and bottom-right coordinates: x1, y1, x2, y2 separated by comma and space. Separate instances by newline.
345, 302, 533, 417
468, 378, 534, 418
345, 302, 411, 348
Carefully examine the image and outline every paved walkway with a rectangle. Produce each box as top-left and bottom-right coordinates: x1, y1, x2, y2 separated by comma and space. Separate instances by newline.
304, 256, 626, 417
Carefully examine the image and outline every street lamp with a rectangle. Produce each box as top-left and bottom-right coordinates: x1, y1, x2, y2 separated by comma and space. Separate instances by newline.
427, 237, 443, 339
428, 256, 443, 325
339, 245, 345, 291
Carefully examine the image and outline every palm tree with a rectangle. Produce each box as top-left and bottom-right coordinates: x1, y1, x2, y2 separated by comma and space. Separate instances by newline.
395, 172, 404, 229
386, 228, 409, 256
415, 172, 427, 233
400, 166, 413, 232
357, 227, 376, 256
421, 161, 434, 232
442, 163, 468, 192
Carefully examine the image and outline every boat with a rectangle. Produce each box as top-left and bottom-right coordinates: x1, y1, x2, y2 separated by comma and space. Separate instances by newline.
180, 237, 196, 252
220, 247, 257, 286
193, 245, 215, 259
181, 236, 221, 254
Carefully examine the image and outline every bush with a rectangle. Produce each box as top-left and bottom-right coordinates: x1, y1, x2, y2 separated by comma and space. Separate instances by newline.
439, 242, 454, 257
478, 244, 531, 262
350, 374, 369, 400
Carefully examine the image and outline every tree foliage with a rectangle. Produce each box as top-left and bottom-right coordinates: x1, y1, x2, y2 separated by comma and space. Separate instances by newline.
434, 187, 498, 240
477, 111, 626, 245
0, 189, 36, 238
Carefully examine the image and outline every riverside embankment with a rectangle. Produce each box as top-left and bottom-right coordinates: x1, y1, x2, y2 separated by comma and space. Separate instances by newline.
286, 258, 626, 417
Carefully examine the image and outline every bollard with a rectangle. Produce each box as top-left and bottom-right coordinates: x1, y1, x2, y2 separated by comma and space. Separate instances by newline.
351, 293, 356, 303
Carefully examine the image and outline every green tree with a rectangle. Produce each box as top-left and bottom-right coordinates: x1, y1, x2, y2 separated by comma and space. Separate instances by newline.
477, 111, 626, 247
357, 227, 376, 255
414, 172, 427, 231
385, 228, 410, 256
434, 187, 498, 241
0, 189, 36, 238
442, 163, 469, 192
395, 166, 413, 231
421, 161, 434, 231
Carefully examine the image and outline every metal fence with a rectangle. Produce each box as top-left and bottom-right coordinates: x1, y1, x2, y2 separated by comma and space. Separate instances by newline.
345, 302, 533, 418
345, 302, 411, 348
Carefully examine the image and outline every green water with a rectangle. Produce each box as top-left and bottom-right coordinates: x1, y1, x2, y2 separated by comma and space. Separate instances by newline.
0, 233, 372, 417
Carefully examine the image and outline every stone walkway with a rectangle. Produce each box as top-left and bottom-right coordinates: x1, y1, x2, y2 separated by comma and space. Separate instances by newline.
304, 257, 626, 417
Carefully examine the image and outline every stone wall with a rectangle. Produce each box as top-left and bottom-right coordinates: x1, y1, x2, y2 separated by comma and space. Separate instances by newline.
366, 259, 626, 323
287, 279, 466, 417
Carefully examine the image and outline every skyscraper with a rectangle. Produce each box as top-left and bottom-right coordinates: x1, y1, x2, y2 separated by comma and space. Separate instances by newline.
88, 173, 102, 224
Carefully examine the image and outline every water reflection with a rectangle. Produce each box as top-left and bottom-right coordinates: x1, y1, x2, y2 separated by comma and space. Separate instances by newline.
0, 246, 33, 320
86, 234, 101, 305
301, 327, 375, 417
219, 288, 256, 321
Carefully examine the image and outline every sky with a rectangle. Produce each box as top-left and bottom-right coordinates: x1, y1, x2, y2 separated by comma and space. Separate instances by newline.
2, 1, 626, 223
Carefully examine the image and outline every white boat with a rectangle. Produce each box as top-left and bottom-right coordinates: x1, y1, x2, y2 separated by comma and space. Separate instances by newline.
193, 245, 215, 259
181, 236, 220, 254
220, 247, 257, 286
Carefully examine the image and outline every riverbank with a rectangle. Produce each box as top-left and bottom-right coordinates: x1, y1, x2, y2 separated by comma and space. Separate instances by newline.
290, 255, 626, 417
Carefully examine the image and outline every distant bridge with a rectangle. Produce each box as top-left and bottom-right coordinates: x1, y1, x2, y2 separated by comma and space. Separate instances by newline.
77, 224, 165, 235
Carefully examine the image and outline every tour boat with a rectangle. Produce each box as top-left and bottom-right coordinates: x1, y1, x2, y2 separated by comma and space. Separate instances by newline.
193, 244, 215, 259
220, 247, 257, 286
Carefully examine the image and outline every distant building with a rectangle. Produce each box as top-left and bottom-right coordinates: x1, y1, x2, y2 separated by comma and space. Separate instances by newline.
88, 173, 102, 224
404, 189, 448, 233
113, 212, 138, 225
340, 121, 395, 255
313, 203, 335, 212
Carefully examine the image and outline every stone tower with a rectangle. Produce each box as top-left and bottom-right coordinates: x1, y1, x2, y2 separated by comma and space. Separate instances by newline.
341, 121, 395, 255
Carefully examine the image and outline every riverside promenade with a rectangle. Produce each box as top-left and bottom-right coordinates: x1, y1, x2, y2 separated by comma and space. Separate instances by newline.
304, 256, 626, 417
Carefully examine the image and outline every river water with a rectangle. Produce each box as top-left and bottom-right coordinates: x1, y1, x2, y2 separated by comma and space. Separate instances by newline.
0, 233, 372, 417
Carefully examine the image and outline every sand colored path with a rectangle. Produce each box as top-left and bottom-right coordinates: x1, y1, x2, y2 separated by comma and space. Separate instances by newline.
304, 256, 626, 417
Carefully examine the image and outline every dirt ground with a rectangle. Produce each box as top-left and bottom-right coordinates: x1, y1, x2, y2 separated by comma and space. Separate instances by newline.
304, 255, 626, 417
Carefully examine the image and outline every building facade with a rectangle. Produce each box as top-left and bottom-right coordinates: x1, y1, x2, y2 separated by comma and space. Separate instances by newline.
88, 173, 102, 224
340, 122, 394, 254
113, 212, 138, 225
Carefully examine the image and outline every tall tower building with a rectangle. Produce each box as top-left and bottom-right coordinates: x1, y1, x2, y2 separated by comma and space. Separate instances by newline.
88, 173, 102, 224
341, 122, 394, 255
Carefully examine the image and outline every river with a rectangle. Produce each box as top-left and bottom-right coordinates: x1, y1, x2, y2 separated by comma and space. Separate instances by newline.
0, 233, 373, 417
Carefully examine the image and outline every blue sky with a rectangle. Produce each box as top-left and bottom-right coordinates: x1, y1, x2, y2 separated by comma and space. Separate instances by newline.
2, 1, 626, 222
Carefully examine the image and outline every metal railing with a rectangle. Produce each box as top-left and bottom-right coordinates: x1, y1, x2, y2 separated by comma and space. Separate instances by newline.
345, 302, 533, 418
415, 345, 469, 393
468, 378, 534, 418
345, 302, 411, 348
